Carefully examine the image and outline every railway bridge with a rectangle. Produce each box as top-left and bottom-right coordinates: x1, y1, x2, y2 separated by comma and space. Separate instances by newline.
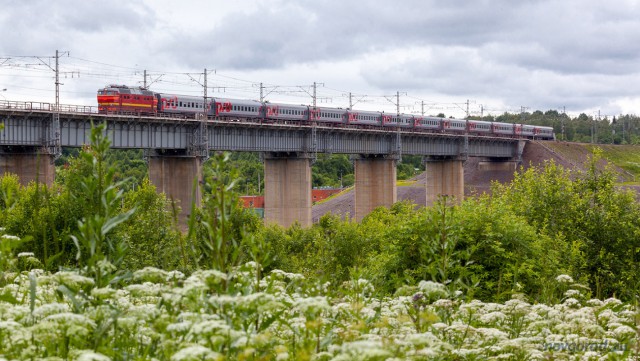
0, 100, 527, 227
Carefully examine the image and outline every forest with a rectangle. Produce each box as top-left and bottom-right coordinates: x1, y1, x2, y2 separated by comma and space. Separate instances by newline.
0, 116, 639, 359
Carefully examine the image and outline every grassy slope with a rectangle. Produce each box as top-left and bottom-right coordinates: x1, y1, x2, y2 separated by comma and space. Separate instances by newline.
544, 142, 640, 183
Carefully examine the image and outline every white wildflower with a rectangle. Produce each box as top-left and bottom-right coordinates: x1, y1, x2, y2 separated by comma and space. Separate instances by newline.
431, 322, 448, 332
43, 312, 96, 328
476, 327, 509, 341
555, 274, 574, 284
171, 345, 220, 361
612, 325, 636, 339
273, 344, 290, 361
133, 267, 169, 283
603, 298, 622, 307
563, 297, 581, 308
433, 298, 455, 309
32, 303, 71, 319
73, 350, 112, 361
166, 320, 193, 334
335, 340, 392, 359
90, 287, 117, 300
125, 282, 164, 297
293, 296, 331, 316
417, 280, 448, 300
270, 269, 305, 281
564, 289, 582, 298
17, 252, 34, 257
459, 299, 486, 313
187, 270, 228, 288
0, 320, 22, 332
480, 311, 507, 324
53, 271, 95, 291
586, 299, 604, 307
188, 319, 230, 337
166, 270, 185, 282
343, 278, 375, 296
1, 234, 20, 240
580, 351, 599, 360
504, 298, 531, 314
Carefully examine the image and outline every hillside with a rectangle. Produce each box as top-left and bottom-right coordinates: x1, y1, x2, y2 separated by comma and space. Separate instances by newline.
312, 141, 640, 221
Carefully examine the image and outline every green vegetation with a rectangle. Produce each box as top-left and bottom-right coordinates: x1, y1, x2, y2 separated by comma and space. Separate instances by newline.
543, 142, 640, 182
0, 122, 639, 359
486, 110, 640, 145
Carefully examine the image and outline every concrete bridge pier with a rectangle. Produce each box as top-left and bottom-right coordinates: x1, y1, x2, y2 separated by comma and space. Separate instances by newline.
263, 152, 312, 228
353, 155, 397, 221
425, 157, 465, 206
148, 150, 203, 225
0, 147, 55, 186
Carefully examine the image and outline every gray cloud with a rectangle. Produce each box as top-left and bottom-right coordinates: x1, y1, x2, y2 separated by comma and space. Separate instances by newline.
1, 0, 639, 115
0, 0, 156, 54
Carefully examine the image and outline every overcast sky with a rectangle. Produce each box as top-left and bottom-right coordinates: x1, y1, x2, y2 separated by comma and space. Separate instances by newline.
1, 0, 639, 118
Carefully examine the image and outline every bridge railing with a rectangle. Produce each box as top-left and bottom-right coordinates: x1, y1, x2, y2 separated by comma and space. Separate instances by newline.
0, 100, 98, 114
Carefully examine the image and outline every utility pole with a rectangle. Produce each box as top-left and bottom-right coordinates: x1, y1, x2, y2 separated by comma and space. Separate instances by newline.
25, 50, 77, 158
298, 82, 325, 107
520, 106, 529, 123
343, 92, 367, 109
313, 82, 318, 107
54, 50, 60, 111
466, 99, 470, 119
50, 50, 62, 159
256, 82, 279, 102
49, 50, 69, 158
186, 68, 211, 158
384, 91, 406, 115
140, 70, 163, 89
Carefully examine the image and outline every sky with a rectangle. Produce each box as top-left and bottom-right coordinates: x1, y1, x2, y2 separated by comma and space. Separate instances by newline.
1, 0, 639, 119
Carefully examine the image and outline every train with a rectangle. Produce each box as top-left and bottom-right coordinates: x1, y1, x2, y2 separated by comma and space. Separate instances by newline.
97, 84, 556, 140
